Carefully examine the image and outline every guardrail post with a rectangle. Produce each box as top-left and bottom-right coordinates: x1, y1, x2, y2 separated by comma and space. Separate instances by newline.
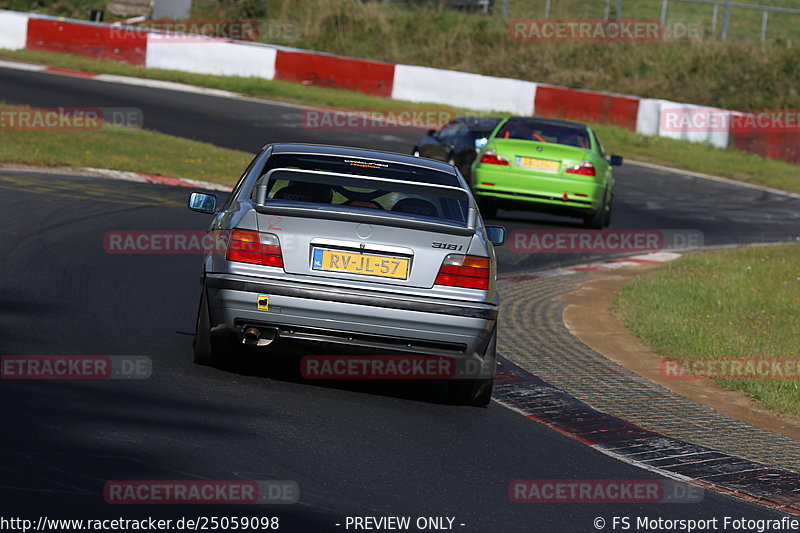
545, 0, 551, 18
760, 10, 767, 41
616, 0, 623, 18
660, 0, 668, 26
721, 0, 731, 40
712, 3, 718, 33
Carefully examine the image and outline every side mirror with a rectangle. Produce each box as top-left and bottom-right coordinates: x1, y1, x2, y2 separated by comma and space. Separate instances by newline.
485, 225, 506, 246
188, 191, 218, 214
427, 129, 437, 137
609, 155, 623, 166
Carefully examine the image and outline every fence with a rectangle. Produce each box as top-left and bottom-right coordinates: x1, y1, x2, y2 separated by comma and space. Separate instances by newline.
498, 0, 800, 42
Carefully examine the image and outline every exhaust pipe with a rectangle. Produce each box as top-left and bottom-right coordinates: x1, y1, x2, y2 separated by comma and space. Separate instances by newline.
242, 326, 278, 348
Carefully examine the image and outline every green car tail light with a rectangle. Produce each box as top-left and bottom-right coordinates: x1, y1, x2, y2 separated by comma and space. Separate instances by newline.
565, 160, 596, 176
479, 149, 509, 166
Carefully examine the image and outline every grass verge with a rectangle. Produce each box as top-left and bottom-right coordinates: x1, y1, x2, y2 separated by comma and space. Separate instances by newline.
0, 105, 251, 185
614, 244, 800, 417
2, 48, 800, 193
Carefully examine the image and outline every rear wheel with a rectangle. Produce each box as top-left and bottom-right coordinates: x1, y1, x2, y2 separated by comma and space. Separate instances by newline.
447, 328, 496, 407
604, 194, 614, 227
193, 286, 224, 366
582, 194, 608, 229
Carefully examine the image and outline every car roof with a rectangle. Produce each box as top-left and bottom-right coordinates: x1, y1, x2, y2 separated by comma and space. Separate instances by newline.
269, 143, 457, 174
501, 116, 589, 130
457, 116, 502, 125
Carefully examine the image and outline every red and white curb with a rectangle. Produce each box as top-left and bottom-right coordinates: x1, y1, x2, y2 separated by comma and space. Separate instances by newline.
497, 252, 680, 287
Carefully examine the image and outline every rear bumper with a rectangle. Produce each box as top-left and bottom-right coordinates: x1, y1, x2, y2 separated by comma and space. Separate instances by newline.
473, 166, 605, 213
205, 274, 497, 361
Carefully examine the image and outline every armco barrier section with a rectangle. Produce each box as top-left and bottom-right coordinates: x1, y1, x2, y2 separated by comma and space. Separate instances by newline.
636, 99, 731, 149
26, 18, 147, 65
0, 11, 28, 50
274, 50, 394, 97
391, 64, 536, 115
535, 85, 639, 130
730, 129, 800, 165
146, 37, 277, 79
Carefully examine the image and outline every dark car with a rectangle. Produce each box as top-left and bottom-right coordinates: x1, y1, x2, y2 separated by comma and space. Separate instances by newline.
412, 117, 501, 179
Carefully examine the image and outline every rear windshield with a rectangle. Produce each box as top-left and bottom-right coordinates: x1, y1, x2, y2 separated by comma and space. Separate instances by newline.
253, 169, 470, 226
496, 119, 590, 149
262, 153, 460, 187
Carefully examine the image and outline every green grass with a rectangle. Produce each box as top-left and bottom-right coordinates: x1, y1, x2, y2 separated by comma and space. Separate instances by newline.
2, 48, 800, 193
615, 244, 800, 417
0, 105, 251, 184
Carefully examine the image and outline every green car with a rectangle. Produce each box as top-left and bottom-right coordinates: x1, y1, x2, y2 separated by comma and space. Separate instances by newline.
471, 117, 623, 228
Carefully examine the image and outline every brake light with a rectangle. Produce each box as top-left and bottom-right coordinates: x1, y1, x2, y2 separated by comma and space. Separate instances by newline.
565, 160, 596, 176
479, 150, 509, 166
435, 254, 491, 290
226, 229, 283, 268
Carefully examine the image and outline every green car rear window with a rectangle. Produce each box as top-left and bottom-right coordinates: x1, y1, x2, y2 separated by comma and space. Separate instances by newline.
496, 119, 590, 149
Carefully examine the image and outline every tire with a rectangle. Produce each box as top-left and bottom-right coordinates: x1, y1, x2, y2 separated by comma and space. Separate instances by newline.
604, 194, 614, 227
582, 193, 608, 229
447, 328, 496, 407
193, 285, 223, 367
476, 195, 497, 219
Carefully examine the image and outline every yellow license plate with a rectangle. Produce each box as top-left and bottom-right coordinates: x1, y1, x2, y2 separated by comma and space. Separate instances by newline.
312, 249, 409, 279
518, 157, 559, 171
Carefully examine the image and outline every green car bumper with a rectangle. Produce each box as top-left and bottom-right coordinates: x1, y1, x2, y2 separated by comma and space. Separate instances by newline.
472, 166, 607, 216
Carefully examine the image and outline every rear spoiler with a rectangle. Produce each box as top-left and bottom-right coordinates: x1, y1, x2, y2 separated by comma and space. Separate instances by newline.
253, 168, 477, 237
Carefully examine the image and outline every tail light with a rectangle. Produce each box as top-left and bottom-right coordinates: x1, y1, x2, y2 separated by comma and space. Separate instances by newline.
435, 254, 491, 290
226, 229, 283, 268
479, 150, 509, 166
565, 160, 596, 176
